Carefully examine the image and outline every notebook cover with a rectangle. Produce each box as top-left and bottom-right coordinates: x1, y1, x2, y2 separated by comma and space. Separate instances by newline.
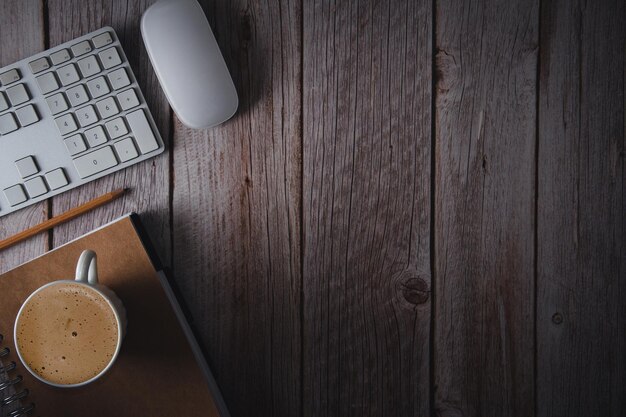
0, 214, 223, 416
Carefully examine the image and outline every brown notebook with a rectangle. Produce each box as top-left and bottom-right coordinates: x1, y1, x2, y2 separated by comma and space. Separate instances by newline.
0, 214, 228, 417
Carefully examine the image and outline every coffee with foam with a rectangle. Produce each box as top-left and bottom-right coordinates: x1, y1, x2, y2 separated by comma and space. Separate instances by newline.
15, 282, 120, 386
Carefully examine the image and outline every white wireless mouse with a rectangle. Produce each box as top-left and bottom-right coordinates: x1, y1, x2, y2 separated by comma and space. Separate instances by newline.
141, 0, 238, 129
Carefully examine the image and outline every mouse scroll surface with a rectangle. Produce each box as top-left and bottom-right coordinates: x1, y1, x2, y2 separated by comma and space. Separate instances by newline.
141, 0, 238, 129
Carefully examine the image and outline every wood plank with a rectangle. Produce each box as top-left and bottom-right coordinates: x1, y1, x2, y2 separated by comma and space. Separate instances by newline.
433, 0, 538, 415
302, 0, 432, 415
537, 1, 626, 415
171, 1, 302, 416
0, 0, 47, 274
46, 0, 171, 265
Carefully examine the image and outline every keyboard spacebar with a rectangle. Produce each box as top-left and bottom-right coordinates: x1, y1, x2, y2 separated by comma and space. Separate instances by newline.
73, 146, 118, 178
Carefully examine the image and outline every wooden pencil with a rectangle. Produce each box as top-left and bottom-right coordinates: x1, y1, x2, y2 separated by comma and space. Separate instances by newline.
0, 188, 127, 251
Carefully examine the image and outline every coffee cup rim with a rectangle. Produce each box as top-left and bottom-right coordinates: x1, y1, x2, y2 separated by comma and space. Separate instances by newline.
13, 280, 124, 388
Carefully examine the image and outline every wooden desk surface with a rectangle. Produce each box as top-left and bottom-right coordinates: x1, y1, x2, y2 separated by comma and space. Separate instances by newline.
0, 1, 623, 416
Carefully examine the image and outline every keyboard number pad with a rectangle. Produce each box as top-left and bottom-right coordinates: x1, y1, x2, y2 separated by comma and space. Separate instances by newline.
21, 30, 163, 181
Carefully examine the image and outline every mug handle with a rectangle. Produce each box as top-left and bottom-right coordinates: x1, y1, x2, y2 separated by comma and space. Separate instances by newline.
75, 250, 98, 285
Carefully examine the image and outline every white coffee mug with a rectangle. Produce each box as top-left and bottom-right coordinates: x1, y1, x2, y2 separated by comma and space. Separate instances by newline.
14, 250, 127, 388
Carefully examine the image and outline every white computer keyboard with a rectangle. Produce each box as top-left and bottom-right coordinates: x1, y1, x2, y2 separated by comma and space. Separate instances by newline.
0, 26, 164, 218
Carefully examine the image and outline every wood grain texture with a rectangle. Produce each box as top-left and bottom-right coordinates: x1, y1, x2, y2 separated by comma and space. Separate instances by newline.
434, 0, 538, 415
302, 0, 432, 416
46, 0, 171, 265
537, 1, 626, 416
0, 0, 47, 274
171, 1, 302, 417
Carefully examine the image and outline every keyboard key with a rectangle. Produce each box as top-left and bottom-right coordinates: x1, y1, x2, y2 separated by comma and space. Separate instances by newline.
36, 72, 59, 94
4, 184, 27, 206
15, 105, 39, 127
0, 69, 20, 85
24, 176, 48, 198
45, 168, 69, 189
99, 47, 122, 69
107, 68, 130, 90
67, 84, 90, 106
77, 55, 101, 78
55, 113, 78, 135
71, 40, 92, 57
117, 89, 139, 111
96, 97, 120, 119
15, 156, 38, 178
6, 84, 29, 106
75, 105, 99, 127
84, 125, 107, 147
126, 109, 158, 153
64, 134, 87, 155
50, 49, 71, 65
86, 76, 110, 98
0, 113, 18, 134
46, 93, 69, 115
0, 93, 8, 112
29, 57, 50, 74
114, 137, 139, 162
105, 117, 128, 139
73, 146, 118, 178
57, 63, 80, 86
92, 32, 113, 48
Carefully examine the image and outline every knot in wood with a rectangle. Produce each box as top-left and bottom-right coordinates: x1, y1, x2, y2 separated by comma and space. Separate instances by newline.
400, 277, 429, 305
552, 312, 563, 325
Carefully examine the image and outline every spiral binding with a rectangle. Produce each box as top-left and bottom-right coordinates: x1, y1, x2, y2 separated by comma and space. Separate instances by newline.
0, 334, 34, 417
